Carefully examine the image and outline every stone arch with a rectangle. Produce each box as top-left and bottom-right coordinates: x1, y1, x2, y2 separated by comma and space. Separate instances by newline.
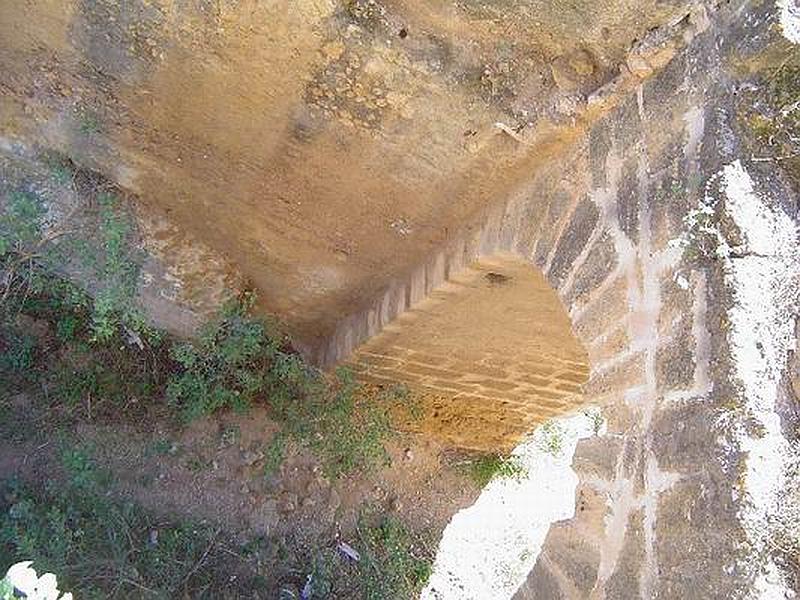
323, 86, 715, 592
328, 48, 729, 600
317, 3, 794, 597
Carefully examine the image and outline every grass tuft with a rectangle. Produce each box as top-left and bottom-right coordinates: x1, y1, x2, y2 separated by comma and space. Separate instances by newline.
463, 452, 527, 488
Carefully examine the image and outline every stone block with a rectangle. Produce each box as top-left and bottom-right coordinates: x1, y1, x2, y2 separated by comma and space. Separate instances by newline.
470, 378, 521, 393
573, 276, 630, 344
518, 374, 552, 387
572, 435, 622, 481
610, 94, 643, 152
604, 509, 645, 599
541, 521, 601, 596
584, 352, 646, 398
548, 197, 600, 288
429, 379, 481, 394
616, 155, 640, 243
533, 188, 576, 269
588, 325, 630, 365
658, 270, 694, 337
402, 362, 463, 380
642, 50, 688, 125
404, 350, 452, 367
573, 482, 611, 539
589, 118, 613, 189
655, 316, 695, 392
562, 232, 618, 309
650, 402, 721, 473
451, 361, 509, 379
517, 361, 558, 378
554, 369, 589, 384
601, 400, 639, 435
357, 353, 402, 369
513, 558, 565, 600
654, 475, 743, 599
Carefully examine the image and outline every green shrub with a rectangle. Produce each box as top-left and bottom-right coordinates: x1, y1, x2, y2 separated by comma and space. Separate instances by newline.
89, 193, 146, 343
535, 420, 566, 456
0, 190, 44, 256
0, 326, 36, 378
262, 432, 288, 479
167, 298, 394, 478
0, 184, 150, 346
166, 296, 279, 420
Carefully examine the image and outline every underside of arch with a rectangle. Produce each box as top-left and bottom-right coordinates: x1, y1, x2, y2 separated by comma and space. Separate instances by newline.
349, 253, 589, 452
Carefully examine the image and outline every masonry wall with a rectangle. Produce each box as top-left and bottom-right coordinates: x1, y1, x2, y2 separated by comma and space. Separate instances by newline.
509, 4, 798, 597
341, 0, 799, 596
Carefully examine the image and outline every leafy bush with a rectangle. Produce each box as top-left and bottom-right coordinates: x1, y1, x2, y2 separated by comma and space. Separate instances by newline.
0, 191, 47, 324
1, 184, 149, 346
0, 190, 44, 255
167, 297, 395, 478
535, 420, 566, 456
0, 326, 36, 379
166, 295, 279, 420
89, 193, 146, 343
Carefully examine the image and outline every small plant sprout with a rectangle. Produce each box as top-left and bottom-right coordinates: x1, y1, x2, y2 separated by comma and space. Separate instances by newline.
535, 420, 566, 457
583, 408, 605, 436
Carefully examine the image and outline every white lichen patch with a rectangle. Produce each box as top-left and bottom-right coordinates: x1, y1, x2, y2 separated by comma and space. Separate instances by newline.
718, 160, 799, 598
421, 413, 602, 600
778, 0, 800, 44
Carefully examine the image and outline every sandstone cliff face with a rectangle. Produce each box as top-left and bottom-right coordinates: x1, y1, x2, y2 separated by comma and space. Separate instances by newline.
0, 0, 706, 354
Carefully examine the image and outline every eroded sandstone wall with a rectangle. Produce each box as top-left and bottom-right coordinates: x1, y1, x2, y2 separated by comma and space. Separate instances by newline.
0, 0, 710, 354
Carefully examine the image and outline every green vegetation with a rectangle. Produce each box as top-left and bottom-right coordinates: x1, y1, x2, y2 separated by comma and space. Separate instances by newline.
771, 447, 800, 576
535, 420, 566, 456
0, 442, 435, 599
166, 293, 276, 420
356, 513, 434, 600
76, 108, 102, 135
0, 190, 48, 323
583, 408, 604, 435
463, 452, 527, 487
167, 297, 395, 478
272, 366, 393, 478
0, 446, 255, 599
1, 170, 405, 479
0, 159, 434, 599
302, 511, 434, 599
0, 327, 36, 379
262, 431, 287, 479
1, 176, 153, 347
740, 52, 800, 185
90, 192, 148, 343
